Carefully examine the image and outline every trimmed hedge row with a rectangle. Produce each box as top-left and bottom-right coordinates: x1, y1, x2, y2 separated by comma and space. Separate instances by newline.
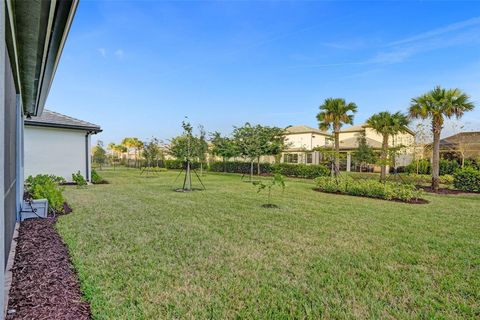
164, 160, 201, 170
209, 161, 273, 174
315, 176, 424, 202
453, 167, 480, 192
208, 161, 330, 179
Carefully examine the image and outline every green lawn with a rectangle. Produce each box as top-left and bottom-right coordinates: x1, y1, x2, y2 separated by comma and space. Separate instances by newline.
57, 168, 480, 319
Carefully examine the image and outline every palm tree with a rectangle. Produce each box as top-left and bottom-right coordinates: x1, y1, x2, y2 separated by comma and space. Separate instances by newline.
367, 111, 410, 182
121, 137, 143, 168
317, 98, 357, 176
409, 86, 475, 191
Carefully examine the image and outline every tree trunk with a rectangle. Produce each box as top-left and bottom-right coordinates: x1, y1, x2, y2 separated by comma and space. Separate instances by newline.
250, 160, 254, 181
334, 125, 340, 176
432, 121, 441, 191
257, 156, 261, 175
380, 134, 389, 182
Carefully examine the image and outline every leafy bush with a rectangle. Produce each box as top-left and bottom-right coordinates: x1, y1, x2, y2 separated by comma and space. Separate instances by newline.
406, 159, 431, 174
401, 174, 453, 186
439, 159, 460, 176
72, 171, 87, 187
25, 174, 65, 212
315, 176, 424, 202
91, 169, 108, 184
453, 167, 480, 192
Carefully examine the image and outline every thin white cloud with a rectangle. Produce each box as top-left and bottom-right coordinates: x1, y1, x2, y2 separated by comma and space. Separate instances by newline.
387, 16, 480, 47
114, 49, 124, 59
98, 48, 107, 57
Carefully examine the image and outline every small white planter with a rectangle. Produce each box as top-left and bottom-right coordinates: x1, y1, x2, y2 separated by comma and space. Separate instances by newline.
21, 199, 49, 221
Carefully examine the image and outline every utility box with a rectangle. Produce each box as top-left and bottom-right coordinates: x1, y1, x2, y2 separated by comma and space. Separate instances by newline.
21, 199, 49, 221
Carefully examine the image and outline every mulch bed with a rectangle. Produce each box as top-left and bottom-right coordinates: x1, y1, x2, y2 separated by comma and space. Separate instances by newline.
418, 186, 479, 195
312, 188, 429, 204
6, 216, 90, 320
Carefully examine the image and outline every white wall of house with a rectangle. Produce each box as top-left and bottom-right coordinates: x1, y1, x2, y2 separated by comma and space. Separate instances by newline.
24, 126, 90, 182
285, 133, 329, 150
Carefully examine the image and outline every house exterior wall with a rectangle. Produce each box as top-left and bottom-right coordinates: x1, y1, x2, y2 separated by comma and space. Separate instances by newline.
24, 126, 90, 182
284, 133, 329, 150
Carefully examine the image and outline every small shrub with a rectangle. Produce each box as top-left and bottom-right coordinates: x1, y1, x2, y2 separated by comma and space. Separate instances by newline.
315, 176, 424, 202
453, 167, 480, 192
91, 169, 108, 184
72, 171, 87, 187
406, 159, 431, 175
439, 159, 460, 176
25, 174, 65, 212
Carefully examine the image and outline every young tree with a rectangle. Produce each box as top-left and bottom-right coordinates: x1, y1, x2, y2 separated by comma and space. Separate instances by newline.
256, 126, 286, 175
196, 125, 209, 176
353, 134, 377, 172
92, 141, 107, 170
409, 86, 475, 190
367, 111, 409, 182
210, 132, 239, 172
233, 123, 263, 181
317, 98, 357, 176
142, 137, 163, 167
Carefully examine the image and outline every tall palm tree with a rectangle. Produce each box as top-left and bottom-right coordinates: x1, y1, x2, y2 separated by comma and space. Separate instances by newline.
367, 111, 410, 182
409, 86, 475, 191
317, 98, 357, 175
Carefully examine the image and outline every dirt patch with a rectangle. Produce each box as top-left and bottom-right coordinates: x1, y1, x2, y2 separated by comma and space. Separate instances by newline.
418, 186, 478, 195
6, 217, 90, 320
261, 203, 280, 209
312, 188, 429, 204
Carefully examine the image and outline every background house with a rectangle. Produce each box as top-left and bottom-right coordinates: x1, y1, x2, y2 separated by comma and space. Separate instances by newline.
338, 123, 415, 171
0, 1, 78, 315
424, 131, 480, 165
24, 110, 102, 182
282, 125, 331, 164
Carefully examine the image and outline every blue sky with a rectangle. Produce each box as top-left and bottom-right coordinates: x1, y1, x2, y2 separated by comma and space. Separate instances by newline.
46, 1, 480, 144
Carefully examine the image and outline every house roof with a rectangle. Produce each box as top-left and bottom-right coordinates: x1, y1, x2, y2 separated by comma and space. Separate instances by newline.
340, 122, 415, 135
427, 131, 480, 154
285, 125, 330, 136
339, 136, 382, 150
25, 109, 102, 133
339, 123, 367, 133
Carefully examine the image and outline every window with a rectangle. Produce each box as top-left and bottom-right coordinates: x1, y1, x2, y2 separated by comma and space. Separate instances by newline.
284, 153, 298, 163
306, 153, 313, 164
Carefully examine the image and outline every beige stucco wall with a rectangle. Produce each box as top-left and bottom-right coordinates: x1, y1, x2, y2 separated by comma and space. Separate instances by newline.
24, 126, 90, 181
284, 133, 329, 150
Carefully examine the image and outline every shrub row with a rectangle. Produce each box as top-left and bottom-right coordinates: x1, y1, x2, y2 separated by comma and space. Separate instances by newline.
208, 161, 330, 179
453, 167, 480, 192
405, 159, 461, 175
164, 160, 201, 170
315, 176, 424, 202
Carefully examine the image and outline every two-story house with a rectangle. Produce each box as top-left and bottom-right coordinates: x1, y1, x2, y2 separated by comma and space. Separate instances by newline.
338, 123, 415, 171
282, 125, 331, 164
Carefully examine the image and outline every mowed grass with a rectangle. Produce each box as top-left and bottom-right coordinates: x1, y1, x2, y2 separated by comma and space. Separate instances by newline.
57, 168, 480, 319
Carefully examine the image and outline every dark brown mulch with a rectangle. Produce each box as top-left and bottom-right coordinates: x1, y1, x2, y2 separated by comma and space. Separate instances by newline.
418, 186, 479, 195
312, 188, 430, 204
6, 217, 90, 320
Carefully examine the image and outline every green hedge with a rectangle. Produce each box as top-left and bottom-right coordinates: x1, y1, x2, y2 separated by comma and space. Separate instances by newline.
209, 161, 273, 174
453, 167, 480, 192
315, 176, 424, 202
164, 160, 201, 170
272, 163, 329, 179
406, 159, 460, 175
208, 161, 329, 179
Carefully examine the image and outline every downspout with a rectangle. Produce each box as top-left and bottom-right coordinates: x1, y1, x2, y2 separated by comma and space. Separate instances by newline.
85, 131, 90, 182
